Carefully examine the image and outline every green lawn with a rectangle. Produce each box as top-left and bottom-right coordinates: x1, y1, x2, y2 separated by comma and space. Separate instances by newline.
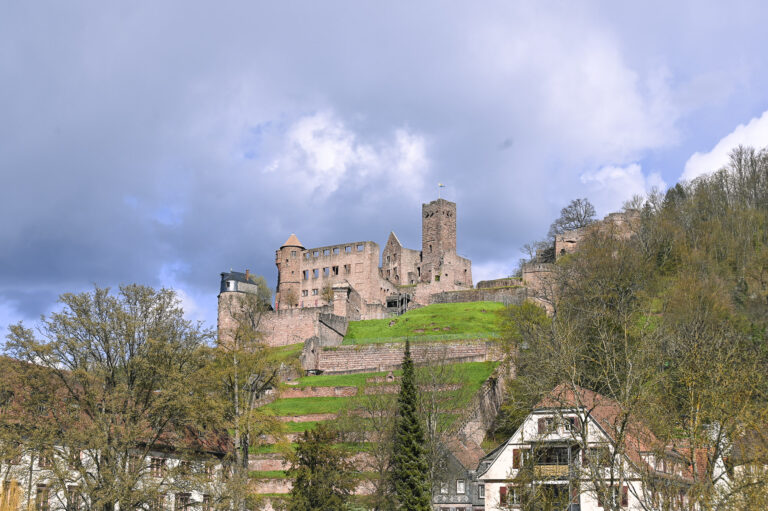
266, 342, 304, 362
284, 421, 320, 433
264, 396, 357, 416
250, 470, 288, 479
343, 302, 504, 345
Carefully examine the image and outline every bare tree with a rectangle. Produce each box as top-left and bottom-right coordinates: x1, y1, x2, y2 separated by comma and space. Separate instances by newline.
547, 198, 597, 239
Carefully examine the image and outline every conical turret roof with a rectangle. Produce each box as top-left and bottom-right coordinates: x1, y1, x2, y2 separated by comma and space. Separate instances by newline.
281, 233, 304, 248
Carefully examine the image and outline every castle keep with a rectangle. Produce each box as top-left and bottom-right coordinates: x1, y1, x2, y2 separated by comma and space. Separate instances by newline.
219, 198, 474, 347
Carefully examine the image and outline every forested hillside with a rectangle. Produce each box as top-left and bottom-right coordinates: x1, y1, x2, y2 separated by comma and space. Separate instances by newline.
499, 146, 768, 508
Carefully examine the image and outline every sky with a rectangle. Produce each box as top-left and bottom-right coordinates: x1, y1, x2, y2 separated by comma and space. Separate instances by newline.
2, 1, 768, 335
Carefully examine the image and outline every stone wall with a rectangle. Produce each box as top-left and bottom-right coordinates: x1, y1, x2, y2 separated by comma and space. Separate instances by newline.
258, 306, 332, 347
429, 286, 526, 306
279, 386, 357, 398
421, 198, 457, 283
307, 340, 503, 374
454, 361, 514, 446
477, 277, 522, 289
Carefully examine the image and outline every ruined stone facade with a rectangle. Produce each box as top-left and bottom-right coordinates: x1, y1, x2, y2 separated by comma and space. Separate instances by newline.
271, 198, 472, 314
218, 198, 473, 346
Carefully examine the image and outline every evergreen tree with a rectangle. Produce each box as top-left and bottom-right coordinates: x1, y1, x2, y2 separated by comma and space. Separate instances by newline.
390, 340, 432, 510
287, 424, 356, 511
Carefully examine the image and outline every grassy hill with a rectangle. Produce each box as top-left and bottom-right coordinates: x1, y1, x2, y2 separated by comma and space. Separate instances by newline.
343, 301, 504, 345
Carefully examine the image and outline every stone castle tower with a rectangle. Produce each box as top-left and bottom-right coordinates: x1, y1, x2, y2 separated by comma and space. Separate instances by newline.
420, 198, 457, 283
275, 234, 304, 308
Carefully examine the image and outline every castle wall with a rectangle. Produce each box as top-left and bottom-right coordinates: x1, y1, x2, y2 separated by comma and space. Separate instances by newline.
381, 233, 422, 286
477, 277, 522, 289
258, 306, 332, 347
429, 286, 526, 306
309, 340, 502, 374
295, 241, 395, 309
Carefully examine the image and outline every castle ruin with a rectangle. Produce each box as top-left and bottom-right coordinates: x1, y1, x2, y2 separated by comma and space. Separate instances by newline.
219, 198, 474, 347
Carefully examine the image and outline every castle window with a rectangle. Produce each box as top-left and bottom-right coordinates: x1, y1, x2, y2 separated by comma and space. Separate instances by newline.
305, 253, 310, 259
386, 255, 390, 263
434, 275, 440, 282
303, 270, 309, 280
226, 281, 231, 289
429, 245, 433, 253
333, 247, 340, 254
313, 269, 319, 278
291, 250, 297, 257
332, 266, 339, 276
323, 267, 330, 277
345, 246, 351, 253
417, 267, 421, 276
312, 289, 318, 295
313, 251, 319, 257
344, 264, 351, 274
386, 270, 390, 277
356, 244, 364, 252
324, 249, 330, 256
302, 290, 308, 297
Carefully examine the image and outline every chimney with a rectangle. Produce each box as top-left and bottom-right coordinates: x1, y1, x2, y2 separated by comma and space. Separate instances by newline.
245, 269, 250, 281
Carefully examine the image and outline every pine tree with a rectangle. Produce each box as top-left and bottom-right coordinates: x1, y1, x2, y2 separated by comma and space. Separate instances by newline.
287, 424, 356, 511
390, 340, 432, 510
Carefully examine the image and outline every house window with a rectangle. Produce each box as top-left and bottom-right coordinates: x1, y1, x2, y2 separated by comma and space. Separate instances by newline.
202, 495, 212, 511
66, 486, 81, 511
439, 482, 448, 494
175, 493, 191, 510
35, 484, 49, 511
597, 485, 628, 508
150, 457, 165, 477
512, 448, 531, 469
478, 484, 485, 499
151, 494, 166, 511
456, 479, 465, 494
37, 452, 53, 469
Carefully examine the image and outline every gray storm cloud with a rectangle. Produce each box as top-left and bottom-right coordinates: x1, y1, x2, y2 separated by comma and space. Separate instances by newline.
2, 1, 768, 333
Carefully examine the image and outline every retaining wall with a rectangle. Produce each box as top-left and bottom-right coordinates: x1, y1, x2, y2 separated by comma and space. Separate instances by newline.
429, 286, 527, 306
310, 340, 503, 374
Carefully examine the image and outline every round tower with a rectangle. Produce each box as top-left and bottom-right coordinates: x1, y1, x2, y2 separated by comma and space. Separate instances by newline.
275, 233, 304, 309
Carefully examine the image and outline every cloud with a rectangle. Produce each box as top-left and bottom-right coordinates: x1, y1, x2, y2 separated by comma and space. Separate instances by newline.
263, 111, 428, 198
581, 163, 666, 214
683, 109, 768, 181
472, 260, 520, 283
